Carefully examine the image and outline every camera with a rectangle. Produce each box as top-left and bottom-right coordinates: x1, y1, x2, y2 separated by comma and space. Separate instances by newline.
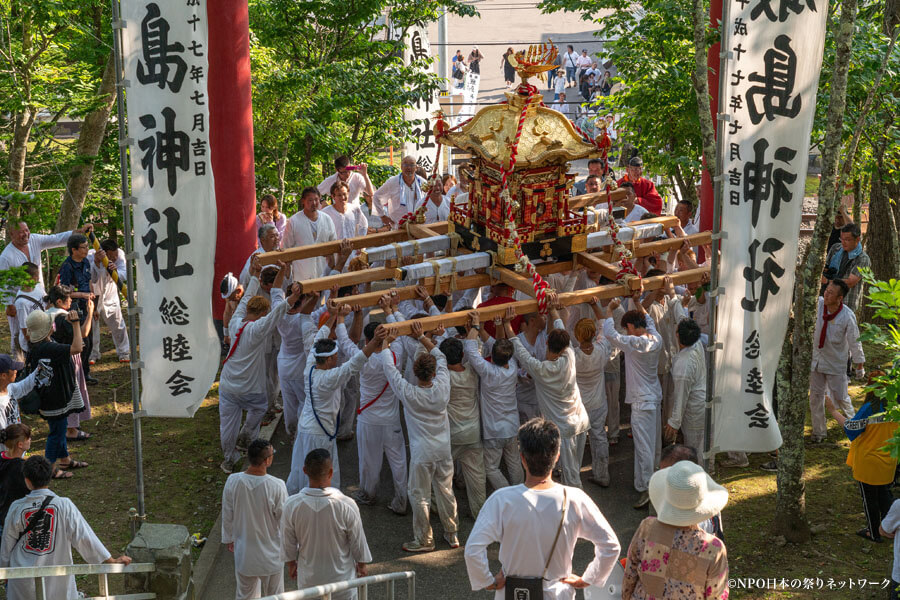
822, 266, 837, 280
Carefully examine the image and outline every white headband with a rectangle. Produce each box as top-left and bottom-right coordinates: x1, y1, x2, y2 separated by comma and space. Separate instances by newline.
220, 272, 238, 299
314, 346, 339, 358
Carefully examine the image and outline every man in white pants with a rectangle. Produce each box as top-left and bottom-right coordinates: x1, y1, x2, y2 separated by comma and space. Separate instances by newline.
282, 449, 372, 600
464, 418, 621, 600
602, 287, 662, 509
353, 300, 408, 514
507, 301, 590, 489
222, 439, 287, 599
89, 240, 130, 363
440, 336, 486, 518
463, 312, 523, 490
286, 307, 382, 494
514, 312, 547, 423
809, 279, 865, 443
382, 322, 459, 552
664, 319, 707, 469
219, 258, 296, 474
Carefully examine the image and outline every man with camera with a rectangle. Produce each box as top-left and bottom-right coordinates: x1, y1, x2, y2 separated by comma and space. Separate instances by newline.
822, 222, 870, 313
464, 418, 620, 600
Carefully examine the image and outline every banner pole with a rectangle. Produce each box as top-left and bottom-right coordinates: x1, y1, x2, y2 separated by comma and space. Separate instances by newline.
110, 0, 146, 531
704, 0, 730, 465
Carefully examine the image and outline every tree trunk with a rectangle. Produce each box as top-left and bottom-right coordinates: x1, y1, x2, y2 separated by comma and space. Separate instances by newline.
689, 0, 718, 184
56, 52, 117, 232
8, 110, 35, 192
864, 170, 900, 322
773, 0, 859, 544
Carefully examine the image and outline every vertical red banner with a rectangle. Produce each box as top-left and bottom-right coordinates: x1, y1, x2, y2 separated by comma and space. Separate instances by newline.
207, 0, 257, 318
699, 0, 723, 232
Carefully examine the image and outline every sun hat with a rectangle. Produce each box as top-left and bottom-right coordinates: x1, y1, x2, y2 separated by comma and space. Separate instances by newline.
649, 460, 728, 527
25, 309, 53, 342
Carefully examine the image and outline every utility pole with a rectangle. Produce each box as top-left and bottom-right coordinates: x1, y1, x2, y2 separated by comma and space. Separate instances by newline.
438, 11, 449, 91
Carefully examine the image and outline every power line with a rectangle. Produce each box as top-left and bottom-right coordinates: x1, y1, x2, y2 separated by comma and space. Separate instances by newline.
432, 39, 610, 46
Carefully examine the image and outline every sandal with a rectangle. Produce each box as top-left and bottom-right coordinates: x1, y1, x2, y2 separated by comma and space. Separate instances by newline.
856, 528, 882, 542
66, 430, 92, 442
58, 459, 89, 470
52, 469, 73, 479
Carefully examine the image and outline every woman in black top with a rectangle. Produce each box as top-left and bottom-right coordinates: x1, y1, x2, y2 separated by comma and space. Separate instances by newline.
502, 47, 516, 88
0, 424, 38, 538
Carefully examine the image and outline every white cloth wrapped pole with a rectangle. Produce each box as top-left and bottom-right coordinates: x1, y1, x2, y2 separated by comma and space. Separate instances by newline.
400, 252, 492, 280
364, 235, 451, 263
585, 222, 664, 250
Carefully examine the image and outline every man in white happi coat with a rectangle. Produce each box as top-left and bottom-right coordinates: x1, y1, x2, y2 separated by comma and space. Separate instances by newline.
572, 299, 615, 487
382, 322, 459, 552
440, 336, 487, 518
0, 221, 92, 359
283, 187, 337, 282
89, 239, 130, 362
321, 180, 368, 242
421, 181, 451, 224
219, 258, 296, 474
602, 286, 663, 509
317, 156, 374, 208
352, 297, 408, 514
286, 309, 382, 494
664, 318, 708, 468
276, 293, 321, 438
641, 273, 688, 424
809, 279, 865, 443
514, 311, 547, 423
239, 223, 280, 288
464, 312, 523, 489
372, 155, 426, 228
506, 301, 590, 489
0, 456, 131, 600
465, 419, 620, 600
222, 439, 288, 599
282, 449, 372, 600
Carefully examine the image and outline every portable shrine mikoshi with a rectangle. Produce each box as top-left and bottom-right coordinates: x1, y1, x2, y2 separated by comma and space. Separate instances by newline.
259, 43, 710, 334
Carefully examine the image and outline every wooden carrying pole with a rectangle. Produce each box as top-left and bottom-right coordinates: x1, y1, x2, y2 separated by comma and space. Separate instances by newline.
257, 222, 450, 265
380, 267, 709, 336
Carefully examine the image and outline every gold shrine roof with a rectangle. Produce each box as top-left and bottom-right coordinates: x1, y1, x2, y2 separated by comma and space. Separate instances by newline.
438, 89, 598, 169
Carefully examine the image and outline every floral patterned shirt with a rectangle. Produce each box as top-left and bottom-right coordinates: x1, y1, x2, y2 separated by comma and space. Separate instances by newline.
623, 516, 729, 600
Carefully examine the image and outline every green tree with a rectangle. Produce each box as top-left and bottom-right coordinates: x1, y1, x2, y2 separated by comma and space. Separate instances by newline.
539, 0, 705, 204
247, 0, 476, 201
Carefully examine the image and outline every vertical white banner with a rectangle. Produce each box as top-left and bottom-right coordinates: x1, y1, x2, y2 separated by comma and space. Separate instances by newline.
458, 70, 481, 125
121, 0, 218, 417
713, 0, 829, 451
403, 27, 439, 172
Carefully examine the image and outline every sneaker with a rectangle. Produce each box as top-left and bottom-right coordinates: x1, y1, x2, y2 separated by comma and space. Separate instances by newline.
219, 460, 234, 474
352, 490, 376, 506
810, 435, 826, 444
760, 460, 778, 472
89, 359, 97, 365
85, 376, 99, 386
721, 458, 750, 468
402, 540, 435, 552
444, 533, 460, 549
633, 491, 650, 509
119, 357, 130, 363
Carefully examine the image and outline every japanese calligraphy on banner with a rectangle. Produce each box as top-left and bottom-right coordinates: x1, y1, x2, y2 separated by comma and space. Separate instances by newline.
403, 28, 439, 172
713, 0, 828, 451
121, 0, 218, 417
457, 70, 481, 126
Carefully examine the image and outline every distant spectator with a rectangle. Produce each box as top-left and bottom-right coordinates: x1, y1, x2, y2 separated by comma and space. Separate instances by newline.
464, 418, 620, 599
0, 455, 131, 600
622, 460, 729, 599
467, 46, 484, 75
255, 194, 287, 248
58, 234, 96, 384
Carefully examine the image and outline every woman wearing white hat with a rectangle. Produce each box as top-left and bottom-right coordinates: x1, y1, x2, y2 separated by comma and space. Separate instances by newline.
622, 460, 729, 599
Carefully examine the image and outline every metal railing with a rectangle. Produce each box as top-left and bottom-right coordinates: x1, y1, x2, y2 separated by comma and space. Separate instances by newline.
260, 571, 415, 600
0, 562, 156, 600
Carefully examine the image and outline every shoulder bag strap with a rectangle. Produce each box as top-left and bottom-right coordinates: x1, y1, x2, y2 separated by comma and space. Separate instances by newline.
542, 488, 568, 580
16, 496, 53, 546
14, 295, 42, 310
